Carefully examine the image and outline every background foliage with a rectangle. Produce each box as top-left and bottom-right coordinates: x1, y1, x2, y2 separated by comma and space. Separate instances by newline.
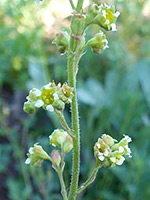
0, 0, 150, 199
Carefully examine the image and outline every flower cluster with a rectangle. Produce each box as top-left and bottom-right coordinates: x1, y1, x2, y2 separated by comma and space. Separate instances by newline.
49, 129, 73, 153
94, 134, 132, 168
25, 129, 73, 168
25, 143, 50, 167
23, 81, 74, 114
86, 3, 120, 31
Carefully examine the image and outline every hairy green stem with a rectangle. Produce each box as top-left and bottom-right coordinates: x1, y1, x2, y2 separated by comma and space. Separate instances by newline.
67, 45, 80, 200
58, 170, 68, 200
76, 0, 84, 12
55, 109, 74, 137
69, 0, 75, 10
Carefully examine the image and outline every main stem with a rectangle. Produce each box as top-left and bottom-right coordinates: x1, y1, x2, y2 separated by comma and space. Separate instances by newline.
67, 42, 80, 200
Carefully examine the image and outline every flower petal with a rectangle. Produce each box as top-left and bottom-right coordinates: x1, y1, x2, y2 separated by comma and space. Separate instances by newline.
99, 155, 105, 161
114, 11, 120, 18
25, 158, 31, 164
110, 157, 116, 163
35, 100, 44, 108
46, 105, 54, 112
111, 23, 117, 31
53, 93, 59, 100
125, 135, 132, 143
116, 156, 125, 165
102, 10, 106, 18
44, 82, 51, 90
104, 149, 109, 156
119, 146, 124, 153
34, 89, 41, 97
29, 147, 34, 154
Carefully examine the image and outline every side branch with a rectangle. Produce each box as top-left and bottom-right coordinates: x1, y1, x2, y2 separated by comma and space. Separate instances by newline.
55, 109, 74, 138
58, 170, 68, 200
77, 163, 102, 194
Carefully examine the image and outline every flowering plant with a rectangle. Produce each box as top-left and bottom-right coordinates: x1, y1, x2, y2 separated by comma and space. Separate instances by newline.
24, 1, 132, 199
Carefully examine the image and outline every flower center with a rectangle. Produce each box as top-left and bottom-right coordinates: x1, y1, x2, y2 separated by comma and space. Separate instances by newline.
106, 9, 114, 25
41, 89, 54, 105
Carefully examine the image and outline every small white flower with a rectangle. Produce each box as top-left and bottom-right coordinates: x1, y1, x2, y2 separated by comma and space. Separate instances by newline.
124, 145, 132, 157
104, 3, 111, 9
49, 135, 52, 140
44, 82, 52, 90
29, 147, 34, 154
26, 96, 30, 101
104, 20, 109, 25
25, 158, 31, 164
102, 10, 106, 18
104, 149, 109, 156
119, 146, 124, 153
125, 145, 131, 153
35, 100, 44, 108
105, 45, 109, 49
33, 89, 41, 97
52, 143, 56, 147
46, 105, 54, 112
111, 23, 117, 31
99, 4, 103, 9
53, 93, 59, 100
124, 135, 132, 143
114, 11, 120, 18
96, 143, 101, 149
103, 39, 108, 44
110, 157, 116, 163
116, 156, 125, 165
99, 155, 105, 161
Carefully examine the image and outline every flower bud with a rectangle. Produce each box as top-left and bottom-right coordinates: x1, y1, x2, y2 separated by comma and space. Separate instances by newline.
86, 31, 109, 54
102, 134, 116, 146
25, 143, 49, 168
58, 83, 74, 104
52, 31, 69, 55
51, 150, 61, 166
23, 88, 43, 114
49, 129, 68, 148
85, 3, 100, 26
63, 135, 73, 153
23, 102, 36, 114
94, 138, 110, 162
93, 3, 120, 31
71, 13, 85, 36
33, 143, 50, 160
49, 129, 73, 153
52, 100, 65, 110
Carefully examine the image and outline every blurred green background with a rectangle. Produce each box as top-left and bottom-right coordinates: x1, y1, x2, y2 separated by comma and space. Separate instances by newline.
0, 0, 150, 199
